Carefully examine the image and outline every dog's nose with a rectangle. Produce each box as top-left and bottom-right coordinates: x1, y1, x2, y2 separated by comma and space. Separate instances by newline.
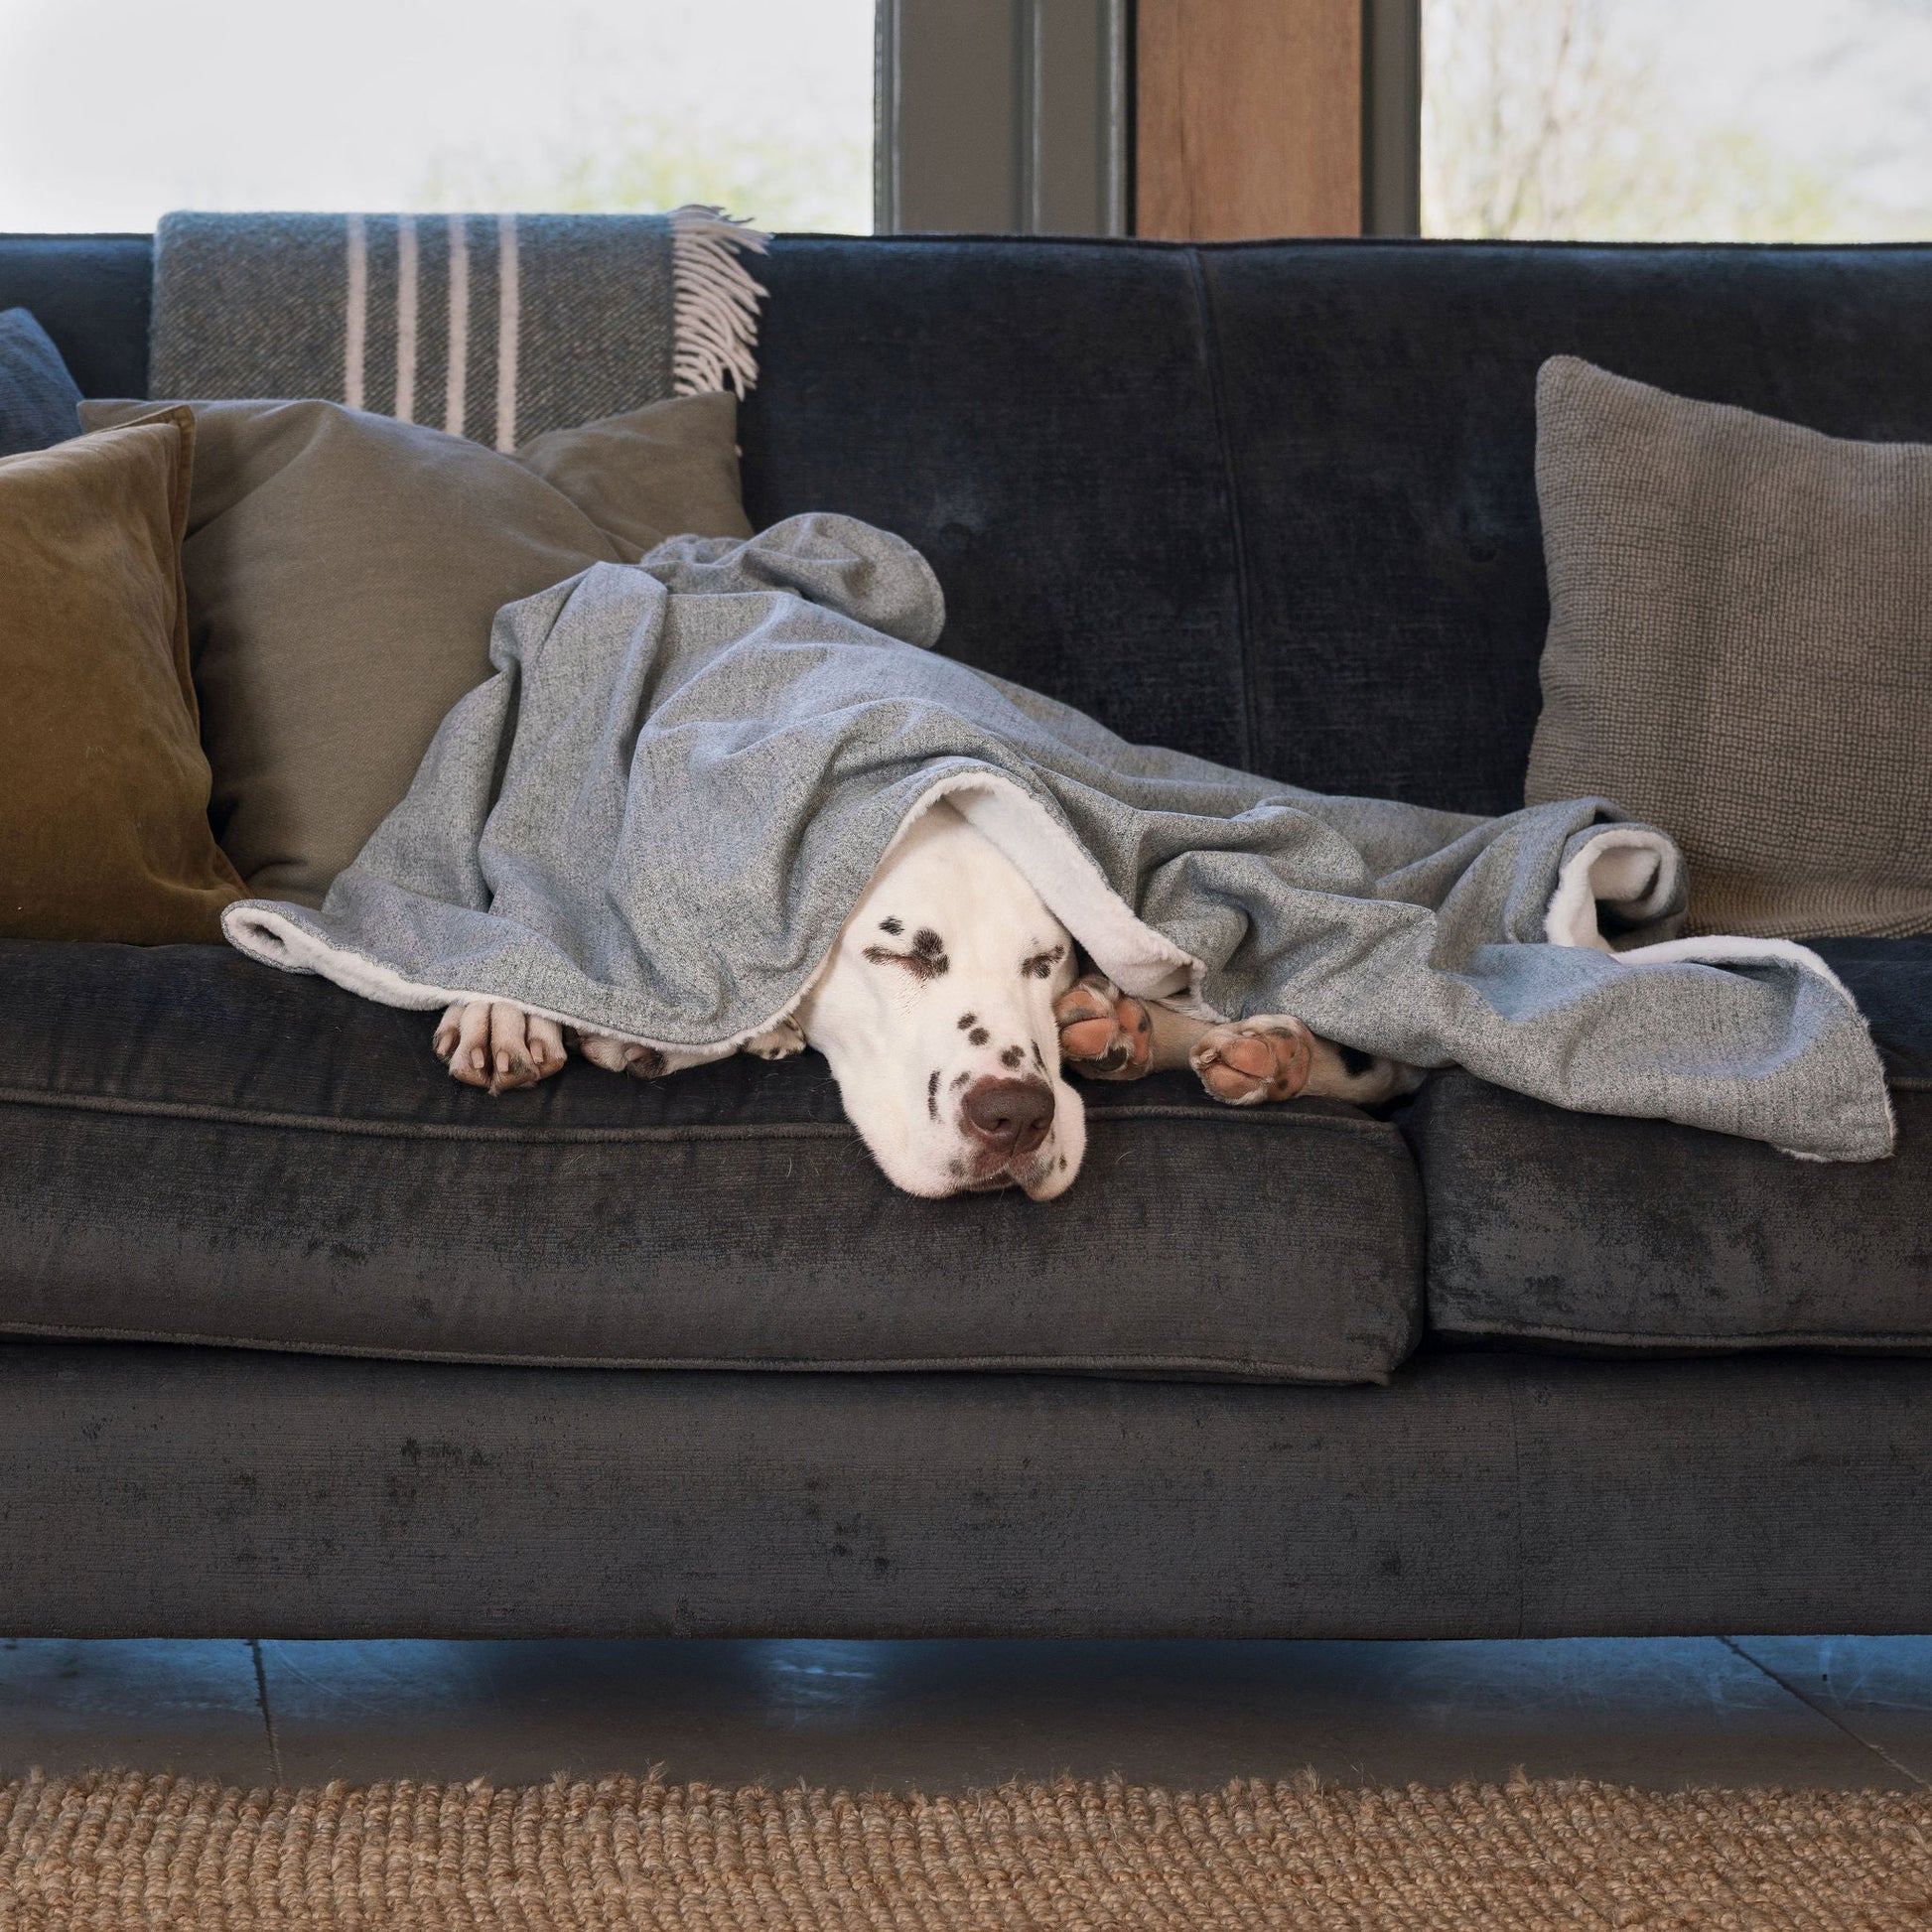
960, 1076, 1054, 1158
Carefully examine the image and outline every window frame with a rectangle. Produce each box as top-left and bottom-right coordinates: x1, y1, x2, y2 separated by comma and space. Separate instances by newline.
876, 0, 1421, 240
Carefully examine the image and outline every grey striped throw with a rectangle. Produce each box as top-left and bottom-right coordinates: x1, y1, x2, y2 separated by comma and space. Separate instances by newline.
150, 208, 766, 449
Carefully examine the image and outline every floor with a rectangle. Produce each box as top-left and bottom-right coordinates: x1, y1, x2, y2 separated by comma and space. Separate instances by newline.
3, 1635, 1930, 1795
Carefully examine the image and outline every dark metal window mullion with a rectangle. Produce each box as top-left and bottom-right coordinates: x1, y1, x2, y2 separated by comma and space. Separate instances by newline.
878, 0, 1131, 236
1363, 0, 1423, 236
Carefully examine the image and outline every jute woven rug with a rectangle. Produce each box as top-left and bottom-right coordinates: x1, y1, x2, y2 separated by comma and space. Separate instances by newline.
1, 1767, 1927, 1930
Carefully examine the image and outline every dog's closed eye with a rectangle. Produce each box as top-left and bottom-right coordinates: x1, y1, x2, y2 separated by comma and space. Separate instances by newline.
863, 926, 950, 981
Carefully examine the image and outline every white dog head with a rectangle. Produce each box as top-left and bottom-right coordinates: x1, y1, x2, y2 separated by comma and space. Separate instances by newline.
793, 801, 1086, 1200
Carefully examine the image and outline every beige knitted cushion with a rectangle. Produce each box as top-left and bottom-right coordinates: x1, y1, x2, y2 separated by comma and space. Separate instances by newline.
1526, 355, 1932, 938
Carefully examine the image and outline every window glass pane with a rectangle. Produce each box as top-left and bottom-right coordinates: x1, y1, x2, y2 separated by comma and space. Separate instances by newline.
0, 0, 874, 232
1423, 0, 1932, 239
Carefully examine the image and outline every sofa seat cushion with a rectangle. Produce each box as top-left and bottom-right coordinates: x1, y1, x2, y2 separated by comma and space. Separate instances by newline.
1411, 938, 1932, 1352
0, 941, 1424, 1385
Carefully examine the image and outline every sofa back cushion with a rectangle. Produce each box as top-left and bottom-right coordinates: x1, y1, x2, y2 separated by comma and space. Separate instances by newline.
742, 239, 1255, 777
743, 237, 1932, 816
0, 235, 151, 401
19, 233, 1932, 821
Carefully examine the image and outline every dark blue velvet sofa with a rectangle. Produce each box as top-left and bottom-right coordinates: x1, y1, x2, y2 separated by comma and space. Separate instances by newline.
1, 230, 1928, 1639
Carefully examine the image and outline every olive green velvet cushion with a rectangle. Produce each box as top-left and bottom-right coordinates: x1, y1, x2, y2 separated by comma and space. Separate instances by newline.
81, 391, 751, 906
1527, 355, 1932, 938
0, 407, 242, 942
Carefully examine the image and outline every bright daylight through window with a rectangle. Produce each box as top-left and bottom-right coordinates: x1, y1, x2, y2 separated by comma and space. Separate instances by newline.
0, 0, 875, 232
1423, 0, 1932, 239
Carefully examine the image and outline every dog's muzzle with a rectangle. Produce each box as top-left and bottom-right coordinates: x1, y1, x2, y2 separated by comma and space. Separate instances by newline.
954, 1074, 1058, 1191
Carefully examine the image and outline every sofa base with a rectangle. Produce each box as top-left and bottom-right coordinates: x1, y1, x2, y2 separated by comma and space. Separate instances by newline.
7, 1342, 1928, 1640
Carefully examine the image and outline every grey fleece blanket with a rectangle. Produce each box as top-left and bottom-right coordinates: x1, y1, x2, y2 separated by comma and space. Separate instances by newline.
223, 514, 1894, 1163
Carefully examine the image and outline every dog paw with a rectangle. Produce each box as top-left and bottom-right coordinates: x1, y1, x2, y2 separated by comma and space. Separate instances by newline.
743, 1016, 806, 1060
435, 1000, 567, 1094
1054, 971, 1155, 1080
1189, 1018, 1313, 1106
571, 1031, 670, 1079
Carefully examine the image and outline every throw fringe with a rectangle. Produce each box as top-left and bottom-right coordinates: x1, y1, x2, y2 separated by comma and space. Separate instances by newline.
669, 205, 768, 397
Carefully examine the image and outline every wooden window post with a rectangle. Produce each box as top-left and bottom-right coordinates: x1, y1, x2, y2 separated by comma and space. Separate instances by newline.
1138, 0, 1372, 239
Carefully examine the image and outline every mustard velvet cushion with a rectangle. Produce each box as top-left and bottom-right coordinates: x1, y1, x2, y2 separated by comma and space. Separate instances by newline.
0, 408, 243, 941
81, 391, 752, 906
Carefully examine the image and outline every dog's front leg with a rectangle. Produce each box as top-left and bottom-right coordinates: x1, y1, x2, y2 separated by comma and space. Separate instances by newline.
434, 1000, 567, 1093
743, 1016, 806, 1060
571, 1031, 747, 1078
1055, 974, 1416, 1106
1188, 1018, 1421, 1106
1054, 971, 1157, 1078
1054, 971, 1210, 1080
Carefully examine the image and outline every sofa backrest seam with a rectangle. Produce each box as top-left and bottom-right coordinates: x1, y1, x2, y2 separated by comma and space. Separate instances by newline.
1186, 244, 1263, 773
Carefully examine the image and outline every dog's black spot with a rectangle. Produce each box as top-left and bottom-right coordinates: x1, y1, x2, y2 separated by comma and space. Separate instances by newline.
1001, 1045, 1024, 1069
969, 1027, 990, 1046
1022, 942, 1067, 980
1338, 1043, 1376, 1077
957, 1013, 977, 1030
1058, 1155, 1068, 1171
879, 916, 903, 935
948, 1158, 967, 1178
927, 1069, 940, 1119
899, 932, 948, 977
951, 1071, 972, 1091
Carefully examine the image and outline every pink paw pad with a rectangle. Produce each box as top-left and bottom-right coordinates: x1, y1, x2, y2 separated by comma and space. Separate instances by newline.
1053, 973, 1154, 1079
1190, 1020, 1313, 1105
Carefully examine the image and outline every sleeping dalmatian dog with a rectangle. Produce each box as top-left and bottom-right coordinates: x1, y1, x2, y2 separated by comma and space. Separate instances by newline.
432, 799, 1415, 1199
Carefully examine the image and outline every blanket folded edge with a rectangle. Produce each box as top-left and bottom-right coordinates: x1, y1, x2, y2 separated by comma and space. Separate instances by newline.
219, 769, 1216, 1050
